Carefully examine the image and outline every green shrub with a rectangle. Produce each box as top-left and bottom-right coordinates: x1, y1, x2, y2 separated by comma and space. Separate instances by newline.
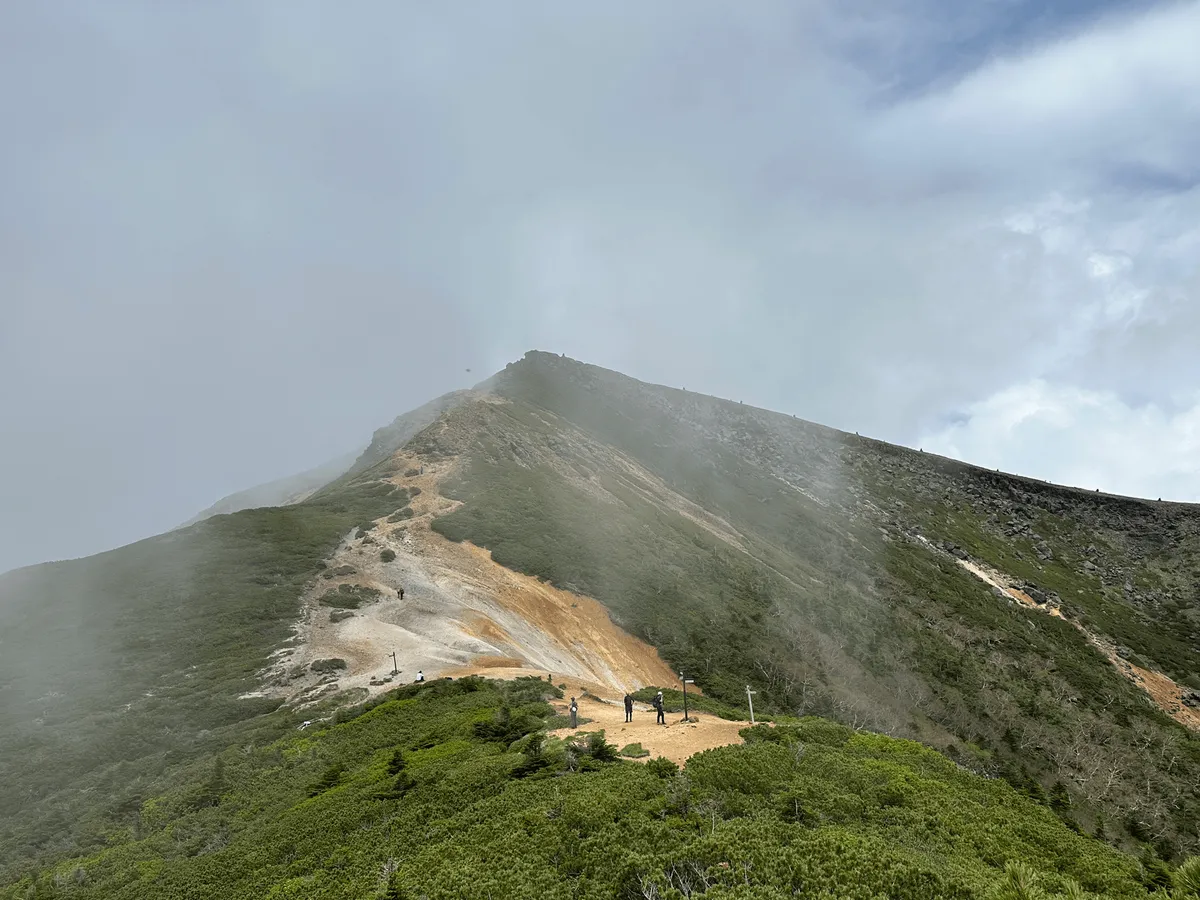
380, 548, 397, 563
310, 658, 348, 675
319, 584, 383, 609
1175, 856, 1200, 895
620, 742, 649, 758
645, 756, 679, 778
471, 706, 545, 745
386, 749, 407, 775
585, 730, 619, 763
307, 762, 345, 797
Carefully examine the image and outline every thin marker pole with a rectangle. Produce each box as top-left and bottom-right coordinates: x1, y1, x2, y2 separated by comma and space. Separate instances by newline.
680, 673, 695, 721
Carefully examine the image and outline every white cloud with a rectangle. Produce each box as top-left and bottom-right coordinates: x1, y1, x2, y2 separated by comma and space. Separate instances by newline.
920, 380, 1200, 500
871, 0, 1200, 188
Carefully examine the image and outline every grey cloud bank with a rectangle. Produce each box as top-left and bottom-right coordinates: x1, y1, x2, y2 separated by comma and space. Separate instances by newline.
2, 1, 1199, 573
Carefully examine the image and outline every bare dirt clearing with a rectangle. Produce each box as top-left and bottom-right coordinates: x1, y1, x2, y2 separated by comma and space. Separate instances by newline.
449, 669, 751, 766
548, 691, 750, 767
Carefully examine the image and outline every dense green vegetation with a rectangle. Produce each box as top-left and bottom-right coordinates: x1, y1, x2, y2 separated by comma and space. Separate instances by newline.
8, 676, 1194, 900
0, 478, 406, 882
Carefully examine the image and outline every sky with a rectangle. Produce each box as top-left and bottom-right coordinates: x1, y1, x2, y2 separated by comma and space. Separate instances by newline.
2, 0, 1199, 574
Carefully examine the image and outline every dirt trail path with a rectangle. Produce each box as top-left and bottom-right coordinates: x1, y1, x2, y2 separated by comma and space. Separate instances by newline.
549, 692, 751, 766
445, 667, 752, 766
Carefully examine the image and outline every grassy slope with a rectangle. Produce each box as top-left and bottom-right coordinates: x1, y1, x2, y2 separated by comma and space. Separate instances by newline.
0, 478, 407, 882
427, 353, 1200, 859
3, 677, 1176, 900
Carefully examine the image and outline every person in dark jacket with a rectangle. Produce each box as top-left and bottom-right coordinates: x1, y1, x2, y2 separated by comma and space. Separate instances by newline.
569, 697, 579, 729
655, 691, 665, 725
623, 693, 633, 723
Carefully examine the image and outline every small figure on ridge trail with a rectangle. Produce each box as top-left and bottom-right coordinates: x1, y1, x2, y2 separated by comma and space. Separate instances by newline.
415, 670, 424, 683
569, 697, 579, 729
654, 691, 665, 726
624, 693, 633, 723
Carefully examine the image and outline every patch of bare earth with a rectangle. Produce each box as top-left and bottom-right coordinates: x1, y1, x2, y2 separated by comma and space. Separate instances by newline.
261, 452, 678, 709
482, 673, 749, 767
943, 546, 1200, 732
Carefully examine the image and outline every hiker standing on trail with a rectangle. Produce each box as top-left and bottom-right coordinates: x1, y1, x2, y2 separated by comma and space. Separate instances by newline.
655, 691, 666, 726
623, 693, 633, 723
569, 697, 579, 729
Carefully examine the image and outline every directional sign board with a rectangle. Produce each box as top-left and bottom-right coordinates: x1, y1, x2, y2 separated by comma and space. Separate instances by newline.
680, 675, 695, 720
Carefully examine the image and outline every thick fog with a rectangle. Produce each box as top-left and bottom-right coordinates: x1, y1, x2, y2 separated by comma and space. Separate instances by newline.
2, 0, 1199, 573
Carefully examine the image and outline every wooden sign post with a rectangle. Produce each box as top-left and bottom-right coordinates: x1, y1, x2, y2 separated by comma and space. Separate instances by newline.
746, 685, 757, 724
390, 652, 398, 675
680, 673, 695, 721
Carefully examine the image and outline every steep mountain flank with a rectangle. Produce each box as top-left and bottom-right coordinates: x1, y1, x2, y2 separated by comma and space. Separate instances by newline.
418, 351, 1200, 856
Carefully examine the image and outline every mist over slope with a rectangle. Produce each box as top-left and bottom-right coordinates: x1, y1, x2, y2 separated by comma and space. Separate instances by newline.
2, 350, 1199, 887
175, 389, 474, 530
177, 451, 361, 528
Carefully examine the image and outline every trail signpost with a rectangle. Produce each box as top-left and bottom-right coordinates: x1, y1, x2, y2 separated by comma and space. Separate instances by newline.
745, 685, 758, 724
390, 652, 398, 675
680, 673, 695, 721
